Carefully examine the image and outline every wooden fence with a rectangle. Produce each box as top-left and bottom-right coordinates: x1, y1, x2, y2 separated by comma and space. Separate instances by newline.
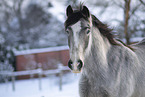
0, 65, 69, 91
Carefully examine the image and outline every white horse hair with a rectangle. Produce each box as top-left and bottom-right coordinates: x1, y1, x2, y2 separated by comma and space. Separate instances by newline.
65, 4, 145, 97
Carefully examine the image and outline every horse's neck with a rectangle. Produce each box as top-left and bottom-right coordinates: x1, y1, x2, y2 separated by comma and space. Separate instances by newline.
84, 28, 111, 78
90, 27, 111, 65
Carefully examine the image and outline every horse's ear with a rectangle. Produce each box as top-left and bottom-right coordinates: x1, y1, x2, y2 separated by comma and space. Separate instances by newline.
66, 5, 73, 17
82, 6, 90, 18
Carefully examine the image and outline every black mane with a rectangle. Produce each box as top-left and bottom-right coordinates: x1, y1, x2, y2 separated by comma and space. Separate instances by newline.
91, 15, 119, 45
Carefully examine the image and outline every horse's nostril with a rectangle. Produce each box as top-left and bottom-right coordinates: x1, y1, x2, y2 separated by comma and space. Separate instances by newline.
68, 60, 73, 70
77, 60, 83, 70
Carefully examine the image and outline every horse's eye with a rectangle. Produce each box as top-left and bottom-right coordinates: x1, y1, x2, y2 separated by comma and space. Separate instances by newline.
82, 27, 90, 34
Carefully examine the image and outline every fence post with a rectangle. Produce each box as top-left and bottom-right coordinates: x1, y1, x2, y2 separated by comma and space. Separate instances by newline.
59, 70, 63, 91
12, 72, 15, 91
38, 68, 42, 91
58, 63, 63, 91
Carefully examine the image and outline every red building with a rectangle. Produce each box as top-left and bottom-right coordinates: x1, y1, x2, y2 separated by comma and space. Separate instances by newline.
14, 46, 70, 71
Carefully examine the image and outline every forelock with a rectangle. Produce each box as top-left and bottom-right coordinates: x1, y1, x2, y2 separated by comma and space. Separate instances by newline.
65, 11, 88, 29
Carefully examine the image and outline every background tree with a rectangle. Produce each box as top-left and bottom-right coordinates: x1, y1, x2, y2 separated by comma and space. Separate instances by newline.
124, 0, 131, 44
86, 0, 145, 44
0, 0, 67, 70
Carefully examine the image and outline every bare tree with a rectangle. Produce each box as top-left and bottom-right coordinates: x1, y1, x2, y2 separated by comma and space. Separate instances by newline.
124, 0, 131, 44
0, 0, 51, 48
0, 0, 67, 70
88, 0, 145, 44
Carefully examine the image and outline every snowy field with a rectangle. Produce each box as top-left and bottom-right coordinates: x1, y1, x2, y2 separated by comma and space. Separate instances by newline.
0, 73, 80, 97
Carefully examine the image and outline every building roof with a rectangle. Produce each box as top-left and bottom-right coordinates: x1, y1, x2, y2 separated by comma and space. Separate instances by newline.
14, 46, 69, 56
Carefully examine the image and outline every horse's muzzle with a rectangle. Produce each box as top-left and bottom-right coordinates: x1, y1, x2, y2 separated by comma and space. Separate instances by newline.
68, 59, 83, 73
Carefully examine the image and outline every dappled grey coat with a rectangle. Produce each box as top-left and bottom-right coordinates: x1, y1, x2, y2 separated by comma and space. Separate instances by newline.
79, 39, 145, 97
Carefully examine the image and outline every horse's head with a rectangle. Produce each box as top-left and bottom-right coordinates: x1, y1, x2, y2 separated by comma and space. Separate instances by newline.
65, 5, 92, 73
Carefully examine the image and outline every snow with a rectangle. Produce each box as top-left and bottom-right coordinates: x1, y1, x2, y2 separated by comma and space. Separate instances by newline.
14, 45, 69, 56
0, 73, 80, 97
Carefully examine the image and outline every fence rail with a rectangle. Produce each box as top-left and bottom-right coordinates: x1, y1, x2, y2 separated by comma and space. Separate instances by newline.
0, 65, 70, 91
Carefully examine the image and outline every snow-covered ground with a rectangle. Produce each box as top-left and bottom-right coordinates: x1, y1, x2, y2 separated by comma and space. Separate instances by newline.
0, 73, 80, 97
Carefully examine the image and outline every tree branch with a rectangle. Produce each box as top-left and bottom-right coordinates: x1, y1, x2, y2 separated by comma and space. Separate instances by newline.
112, 0, 124, 9
129, 4, 141, 19
139, 0, 145, 6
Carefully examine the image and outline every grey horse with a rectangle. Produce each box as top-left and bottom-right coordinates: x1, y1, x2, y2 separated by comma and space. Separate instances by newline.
64, 4, 145, 97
